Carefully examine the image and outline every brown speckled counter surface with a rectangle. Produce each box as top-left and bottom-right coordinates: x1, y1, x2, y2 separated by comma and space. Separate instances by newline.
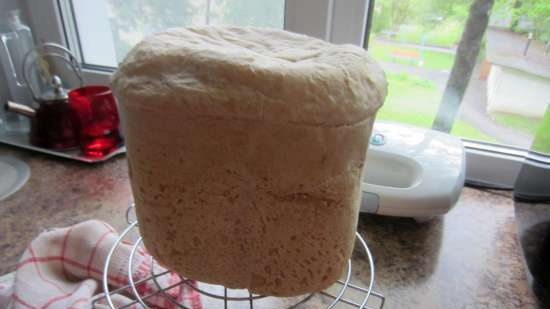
0, 145, 544, 308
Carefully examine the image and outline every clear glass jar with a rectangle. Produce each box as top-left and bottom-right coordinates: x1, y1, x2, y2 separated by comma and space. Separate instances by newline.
0, 10, 34, 131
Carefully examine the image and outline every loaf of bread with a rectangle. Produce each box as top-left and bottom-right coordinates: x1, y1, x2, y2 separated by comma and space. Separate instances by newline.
112, 27, 387, 297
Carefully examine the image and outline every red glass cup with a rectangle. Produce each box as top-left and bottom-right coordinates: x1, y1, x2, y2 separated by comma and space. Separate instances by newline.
68, 86, 123, 158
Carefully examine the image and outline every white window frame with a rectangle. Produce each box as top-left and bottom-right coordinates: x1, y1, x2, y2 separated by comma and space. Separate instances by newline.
23, 0, 548, 189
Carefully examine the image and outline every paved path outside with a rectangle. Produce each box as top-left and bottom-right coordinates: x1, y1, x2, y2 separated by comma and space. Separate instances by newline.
487, 27, 550, 78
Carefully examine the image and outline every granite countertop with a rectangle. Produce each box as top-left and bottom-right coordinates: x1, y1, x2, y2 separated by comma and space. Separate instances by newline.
0, 145, 543, 309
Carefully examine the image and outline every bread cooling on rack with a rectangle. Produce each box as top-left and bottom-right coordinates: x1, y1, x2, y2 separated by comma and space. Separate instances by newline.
112, 26, 387, 297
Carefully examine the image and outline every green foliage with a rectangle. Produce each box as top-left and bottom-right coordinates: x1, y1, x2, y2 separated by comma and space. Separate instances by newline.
372, 0, 412, 32
515, 0, 550, 40
494, 0, 550, 41
491, 0, 514, 22
372, 0, 471, 47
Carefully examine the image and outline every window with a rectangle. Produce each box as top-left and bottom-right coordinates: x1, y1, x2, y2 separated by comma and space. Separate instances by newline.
24, 0, 549, 188
47, 0, 368, 69
365, 0, 550, 187
367, 0, 550, 153
70, 0, 285, 67
27, 0, 368, 90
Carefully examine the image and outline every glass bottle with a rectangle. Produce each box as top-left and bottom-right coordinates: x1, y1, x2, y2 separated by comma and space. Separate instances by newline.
0, 10, 34, 132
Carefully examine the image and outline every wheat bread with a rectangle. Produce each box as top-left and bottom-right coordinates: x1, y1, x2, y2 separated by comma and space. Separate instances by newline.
112, 26, 387, 296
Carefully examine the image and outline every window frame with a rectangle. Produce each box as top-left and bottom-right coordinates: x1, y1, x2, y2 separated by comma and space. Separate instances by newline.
23, 0, 547, 189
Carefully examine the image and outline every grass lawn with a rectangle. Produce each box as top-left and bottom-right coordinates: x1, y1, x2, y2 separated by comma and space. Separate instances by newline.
395, 27, 460, 48
451, 122, 497, 142
375, 73, 497, 143
369, 41, 455, 71
531, 109, 550, 154
490, 111, 550, 153
491, 112, 541, 136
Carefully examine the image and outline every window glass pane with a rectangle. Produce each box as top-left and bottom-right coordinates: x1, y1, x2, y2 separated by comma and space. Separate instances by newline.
209, 0, 284, 28
71, 0, 284, 67
368, 0, 550, 149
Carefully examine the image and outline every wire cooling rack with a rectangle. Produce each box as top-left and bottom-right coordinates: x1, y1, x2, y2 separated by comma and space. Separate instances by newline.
93, 204, 385, 309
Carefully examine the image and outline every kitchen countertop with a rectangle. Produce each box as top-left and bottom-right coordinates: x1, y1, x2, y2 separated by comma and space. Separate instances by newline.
0, 144, 543, 309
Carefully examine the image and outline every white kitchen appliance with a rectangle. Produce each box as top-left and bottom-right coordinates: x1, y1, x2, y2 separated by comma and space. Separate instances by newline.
361, 121, 466, 221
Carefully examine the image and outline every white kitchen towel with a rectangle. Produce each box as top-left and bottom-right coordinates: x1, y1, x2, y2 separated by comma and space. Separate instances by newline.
0, 220, 202, 309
